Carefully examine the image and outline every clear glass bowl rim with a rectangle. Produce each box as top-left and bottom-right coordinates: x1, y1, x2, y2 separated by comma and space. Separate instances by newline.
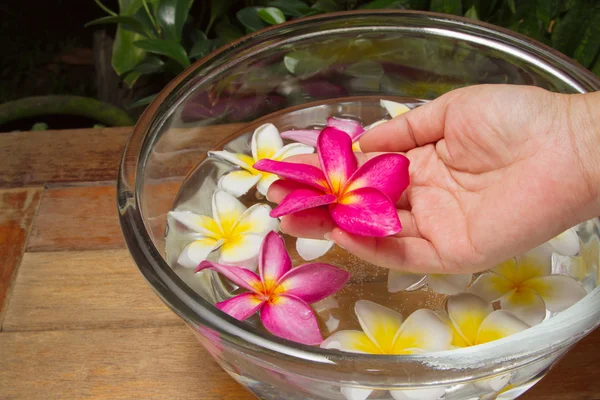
117, 9, 600, 380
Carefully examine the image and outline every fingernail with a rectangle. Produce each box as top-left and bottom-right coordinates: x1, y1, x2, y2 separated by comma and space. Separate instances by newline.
266, 191, 273, 202
323, 232, 331, 241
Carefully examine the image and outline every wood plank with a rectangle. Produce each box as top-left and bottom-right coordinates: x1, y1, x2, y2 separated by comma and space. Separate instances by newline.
0, 188, 42, 319
0, 125, 243, 188
0, 326, 254, 400
2, 249, 180, 331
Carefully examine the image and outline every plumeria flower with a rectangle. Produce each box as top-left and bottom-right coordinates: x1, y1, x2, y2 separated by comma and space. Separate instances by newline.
387, 271, 473, 295
255, 126, 410, 237
195, 231, 350, 345
322, 300, 451, 400
444, 293, 530, 348
296, 237, 334, 261
469, 249, 586, 326
547, 227, 580, 256
280, 99, 410, 152
210, 123, 314, 197
167, 190, 278, 269
555, 234, 599, 290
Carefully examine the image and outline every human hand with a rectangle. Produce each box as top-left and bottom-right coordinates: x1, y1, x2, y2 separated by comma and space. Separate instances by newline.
267, 85, 600, 274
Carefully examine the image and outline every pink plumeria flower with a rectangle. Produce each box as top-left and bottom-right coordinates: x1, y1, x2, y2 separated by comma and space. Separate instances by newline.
195, 231, 350, 345
254, 126, 410, 237
210, 123, 314, 197
280, 100, 410, 152
387, 271, 473, 295
469, 248, 586, 326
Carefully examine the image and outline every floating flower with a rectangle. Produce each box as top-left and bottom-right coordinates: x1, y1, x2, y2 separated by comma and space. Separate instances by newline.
255, 126, 410, 237
280, 99, 410, 151
167, 190, 278, 269
469, 249, 586, 325
547, 227, 580, 256
296, 237, 334, 261
339, 385, 446, 400
210, 123, 314, 197
196, 231, 350, 345
387, 271, 473, 295
555, 234, 599, 288
444, 293, 529, 348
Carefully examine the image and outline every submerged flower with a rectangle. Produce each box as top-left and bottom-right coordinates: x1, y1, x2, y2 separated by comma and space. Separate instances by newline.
255, 126, 410, 237
388, 271, 473, 295
167, 190, 278, 268
444, 293, 529, 348
210, 123, 314, 197
469, 249, 586, 325
280, 99, 410, 151
296, 237, 334, 261
196, 231, 350, 345
547, 227, 580, 256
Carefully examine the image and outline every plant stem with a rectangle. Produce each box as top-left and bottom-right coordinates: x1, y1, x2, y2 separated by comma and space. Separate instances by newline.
94, 0, 118, 16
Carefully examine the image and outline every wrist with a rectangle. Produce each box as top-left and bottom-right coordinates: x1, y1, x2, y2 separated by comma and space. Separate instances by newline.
564, 90, 600, 218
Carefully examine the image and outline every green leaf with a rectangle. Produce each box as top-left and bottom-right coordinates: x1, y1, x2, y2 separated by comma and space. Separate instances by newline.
590, 53, 600, 76
552, 2, 600, 67
257, 7, 286, 25
208, 0, 235, 32
535, 0, 561, 28
129, 93, 158, 109
134, 38, 191, 68
359, 0, 409, 9
127, 56, 166, 74
32, 122, 49, 131
215, 16, 244, 42
267, 0, 312, 17
237, 7, 268, 32
507, 0, 516, 13
156, 0, 190, 41
430, 0, 462, 16
345, 60, 384, 78
284, 50, 331, 76
312, 0, 340, 13
86, 16, 152, 37
465, 5, 479, 19
189, 39, 214, 59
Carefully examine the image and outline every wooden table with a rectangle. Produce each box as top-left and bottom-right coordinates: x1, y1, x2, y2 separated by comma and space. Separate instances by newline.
0, 127, 598, 400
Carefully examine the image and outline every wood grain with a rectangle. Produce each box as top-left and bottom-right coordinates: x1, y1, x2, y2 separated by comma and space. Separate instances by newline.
2, 249, 180, 332
0, 325, 255, 400
0, 188, 42, 318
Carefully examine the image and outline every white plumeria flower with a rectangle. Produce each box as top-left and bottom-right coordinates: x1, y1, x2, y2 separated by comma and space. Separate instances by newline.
547, 227, 580, 256
469, 249, 586, 326
210, 123, 314, 197
167, 190, 279, 269
443, 293, 530, 348
296, 238, 334, 261
388, 270, 472, 295
323, 301, 451, 400
381, 99, 411, 118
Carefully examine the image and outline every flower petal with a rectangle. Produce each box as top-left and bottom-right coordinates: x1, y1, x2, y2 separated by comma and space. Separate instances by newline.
272, 142, 315, 160
524, 275, 586, 312
390, 387, 446, 400
296, 238, 334, 261
256, 173, 279, 195
500, 288, 546, 326
331, 187, 401, 237
271, 188, 336, 218
341, 386, 373, 400
320, 330, 381, 354
252, 123, 283, 160
218, 170, 261, 197
260, 294, 323, 345
258, 231, 292, 286
234, 204, 279, 236
427, 273, 472, 295
177, 238, 221, 268
387, 271, 426, 293
381, 99, 410, 118
490, 258, 520, 283
168, 211, 222, 238
219, 234, 265, 264
216, 293, 264, 320
209, 150, 253, 170
212, 190, 247, 235
447, 293, 493, 346
355, 300, 403, 353
195, 260, 262, 292
277, 262, 350, 303
318, 126, 358, 194
468, 272, 514, 302
516, 248, 552, 281
548, 228, 580, 256
392, 309, 452, 354
253, 159, 329, 191
476, 310, 530, 345
280, 129, 320, 147
327, 117, 364, 141
344, 153, 410, 203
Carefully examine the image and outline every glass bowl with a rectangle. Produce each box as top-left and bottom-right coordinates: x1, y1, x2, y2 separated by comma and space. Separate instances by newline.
117, 10, 600, 400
